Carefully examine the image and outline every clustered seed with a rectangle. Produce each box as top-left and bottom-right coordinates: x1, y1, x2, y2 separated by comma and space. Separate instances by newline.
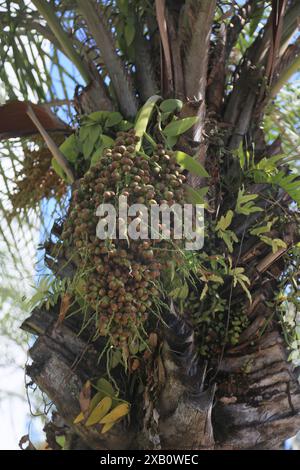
11, 135, 66, 214
62, 129, 186, 348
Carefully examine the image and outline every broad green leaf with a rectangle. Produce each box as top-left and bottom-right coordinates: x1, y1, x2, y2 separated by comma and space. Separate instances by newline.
174, 151, 209, 177
83, 125, 103, 159
166, 134, 178, 149
134, 95, 161, 150
59, 134, 79, 162
90, 134, 114, 166
88, 111, 110, 123
96, 378, 115, 397
101, 134, 115, 147
83, 139, 94, 159
185, 186, 209, 204
105, 112, 123, 128
118, 120, 133, 131
79, 125, 91, 142
159, 99, 183, 113
161, 112, 171, 122
163, 116, 199, 137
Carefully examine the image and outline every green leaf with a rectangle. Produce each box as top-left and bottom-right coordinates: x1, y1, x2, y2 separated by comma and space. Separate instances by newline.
185, 186, 209, 204
169, 283, 189, 299
110, 349, 122, 368
161, 112, 171, 122
260, 236, 287, 253
166, 134, 178, 149
163, 116, 199, 137
90, 134, 115, 166
174, 151, 209, 177
221, 231, 234, 253
79, 125, 91, 142
96, 378, 115, 397
51, 158, 67, 182
200, 283, 208, 300
163, 117, 197, 138
128, 337, 140, 355
159, 99, 183, 113
250, 220, 275, 236
118, 120, 133, 131
238, 280, 252, 303
216, 210, 234, 231
134, 95, 161, 150
235, 186, 263, 215
105, 112, 123, 128
55, 435, 66, 449
209, 274, 224, 284
101, 134, 115, 147
82, 125, 102, 159
88, 111, 110, 123
59, 134, 79, 162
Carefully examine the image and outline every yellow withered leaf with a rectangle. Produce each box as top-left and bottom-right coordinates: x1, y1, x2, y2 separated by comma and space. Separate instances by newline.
73, 411, 84, 424
99, 403, 130, 424
101, 422, 115, 434
85, 397, 112, 427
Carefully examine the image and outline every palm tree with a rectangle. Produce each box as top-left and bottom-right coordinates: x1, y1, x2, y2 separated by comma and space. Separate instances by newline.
1, 0, 300, 450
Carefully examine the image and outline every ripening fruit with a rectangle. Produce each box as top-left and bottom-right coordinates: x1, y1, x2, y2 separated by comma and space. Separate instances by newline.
60, 129, 186, 353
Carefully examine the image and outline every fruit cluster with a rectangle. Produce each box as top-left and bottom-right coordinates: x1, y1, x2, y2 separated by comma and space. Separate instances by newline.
11, 135, 66, 214
62, 129, 186, 348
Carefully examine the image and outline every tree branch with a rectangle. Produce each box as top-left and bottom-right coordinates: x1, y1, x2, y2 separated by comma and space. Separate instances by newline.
155, 0, 174, 96
183, 0, 216, 100
270, 37, 300, 98
76, 0, 138, 119
26, 105, 75, 183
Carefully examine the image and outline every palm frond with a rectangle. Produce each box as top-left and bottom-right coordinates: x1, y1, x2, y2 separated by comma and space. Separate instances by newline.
76, 0, 138, 118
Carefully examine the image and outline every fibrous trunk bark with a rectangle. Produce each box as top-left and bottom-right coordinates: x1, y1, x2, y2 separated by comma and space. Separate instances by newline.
22, 291, 300, 450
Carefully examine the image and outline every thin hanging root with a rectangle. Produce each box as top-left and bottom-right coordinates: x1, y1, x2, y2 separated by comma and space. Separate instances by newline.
26, 105, 75, 183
